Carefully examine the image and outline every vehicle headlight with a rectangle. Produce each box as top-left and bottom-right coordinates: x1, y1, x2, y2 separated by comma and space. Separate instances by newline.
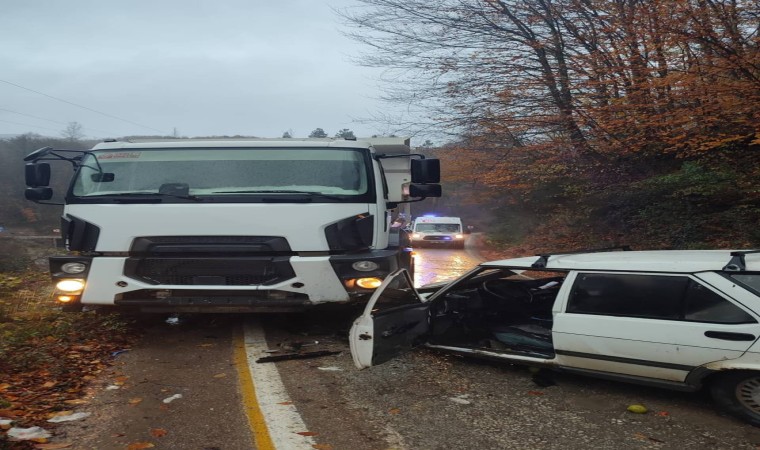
56, 279, 85, 292
455, 234, 464, 239
352, 261, 380, 272
356, 277, 383, 289
412, 233, 421, 239
61, 262, 87, 274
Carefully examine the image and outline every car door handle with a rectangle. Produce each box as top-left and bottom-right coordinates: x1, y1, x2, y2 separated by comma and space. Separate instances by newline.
704, 331, 756, 341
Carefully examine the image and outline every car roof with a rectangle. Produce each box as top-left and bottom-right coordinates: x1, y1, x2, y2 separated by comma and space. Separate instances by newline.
480, 250, 760, 273
91, 139, 375, 150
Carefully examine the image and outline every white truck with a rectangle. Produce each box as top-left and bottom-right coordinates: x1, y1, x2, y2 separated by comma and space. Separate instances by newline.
410, 216, 465, 249
23, 137, 441, 312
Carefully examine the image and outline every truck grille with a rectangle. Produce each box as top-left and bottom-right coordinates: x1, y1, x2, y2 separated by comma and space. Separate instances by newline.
125, 256, 295, 286
424, 236, 453, 241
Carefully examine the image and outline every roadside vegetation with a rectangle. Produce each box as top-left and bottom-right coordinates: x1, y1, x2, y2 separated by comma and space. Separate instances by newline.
347, 0, 759, 252
0, 267, 138, 449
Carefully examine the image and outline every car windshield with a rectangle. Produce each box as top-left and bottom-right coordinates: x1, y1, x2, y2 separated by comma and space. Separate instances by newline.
71, 147, 371, 199
415, 224, 460, 233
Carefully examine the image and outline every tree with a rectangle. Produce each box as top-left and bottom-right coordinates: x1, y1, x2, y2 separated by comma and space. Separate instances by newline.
61, 122, 84, 142
334, 129, 356, 139
282, 130, 293, 138
308, 128, 328, 138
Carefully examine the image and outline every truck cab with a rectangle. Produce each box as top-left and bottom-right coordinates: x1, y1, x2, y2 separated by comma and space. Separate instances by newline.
23, 137, 441, 312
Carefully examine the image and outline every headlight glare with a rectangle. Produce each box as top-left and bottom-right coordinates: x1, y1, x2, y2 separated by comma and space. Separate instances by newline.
56, 279, 85, 292
356, 277, 383, 289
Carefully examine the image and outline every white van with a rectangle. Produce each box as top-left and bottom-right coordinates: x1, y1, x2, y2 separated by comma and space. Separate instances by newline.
410, 216, 464, 249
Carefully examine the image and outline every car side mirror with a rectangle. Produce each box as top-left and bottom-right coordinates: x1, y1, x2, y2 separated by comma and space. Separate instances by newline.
25, 187, 53, 201
411, 159, 440, 184
25, 163, 51, 187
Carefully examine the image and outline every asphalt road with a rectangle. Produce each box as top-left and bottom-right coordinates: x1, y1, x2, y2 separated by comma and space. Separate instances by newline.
50, 242, 760, 449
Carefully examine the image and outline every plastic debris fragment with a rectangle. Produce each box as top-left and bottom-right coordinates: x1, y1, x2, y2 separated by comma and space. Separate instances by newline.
162, 394, 183, 404
449, 394, 471, 405
47, 412, 91, 423
7, 426, 52, 441
317, 366, 343, 371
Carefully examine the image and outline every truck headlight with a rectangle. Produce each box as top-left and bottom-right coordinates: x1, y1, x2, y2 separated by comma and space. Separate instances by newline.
352, 261, 379, 272
61, 262, 87, 274
356, 277, 383, 289
455, 234, 464, 239
412, 233, 421, 239
56, 279, 85, 292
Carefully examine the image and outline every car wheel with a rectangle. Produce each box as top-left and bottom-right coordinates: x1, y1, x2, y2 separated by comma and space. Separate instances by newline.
710, 370, 760, 426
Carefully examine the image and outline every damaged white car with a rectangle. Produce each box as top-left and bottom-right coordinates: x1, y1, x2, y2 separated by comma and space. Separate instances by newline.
349, 249, 760, 425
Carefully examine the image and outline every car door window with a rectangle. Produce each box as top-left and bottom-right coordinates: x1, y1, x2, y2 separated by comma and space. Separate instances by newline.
371, 271, 420, 315
568, 273, 757, 324
684, 281, 756, 324
568, 273, 684, 319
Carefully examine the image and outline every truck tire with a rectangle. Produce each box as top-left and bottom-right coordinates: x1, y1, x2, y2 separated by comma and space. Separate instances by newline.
710, 370, 760, 426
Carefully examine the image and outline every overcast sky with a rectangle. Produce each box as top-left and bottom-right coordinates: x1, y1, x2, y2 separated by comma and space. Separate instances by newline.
0, 0, 393, 140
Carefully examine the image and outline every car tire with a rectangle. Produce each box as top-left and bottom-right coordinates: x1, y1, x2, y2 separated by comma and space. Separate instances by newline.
710, 370, 760, 426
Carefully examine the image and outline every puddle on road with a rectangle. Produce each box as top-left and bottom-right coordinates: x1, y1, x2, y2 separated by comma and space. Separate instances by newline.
413, 247, 482, 287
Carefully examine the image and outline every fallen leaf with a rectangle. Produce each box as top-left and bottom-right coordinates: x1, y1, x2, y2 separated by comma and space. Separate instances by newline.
213, 373, 227, 378
126, 443, 155, 450
63, 399, 88, 405
277, 401, 294, 405
388, 408, 401, 415
41, 382, 56, 389
528, 390, 544, 396
198, 344, 214, 347
128, 398, 143, 406
312, 445, 333, 450
0, 383, 11, 391
48, 411, 73, 419
297, 431, 318, 436
655, 411, 670, 417
150, 428, 167, 438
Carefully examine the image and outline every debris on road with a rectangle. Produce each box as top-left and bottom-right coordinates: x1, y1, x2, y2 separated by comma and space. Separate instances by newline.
47, 412, 91, 423
317, 366, 343, 371
256, 350, 341, 363
162, 394, 183, 404
627, 404, 648, 414
449, 394, 472, 405
7, 425, 51, 441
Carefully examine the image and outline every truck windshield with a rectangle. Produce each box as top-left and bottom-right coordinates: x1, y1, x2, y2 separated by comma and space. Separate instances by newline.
71, 147, 371, 201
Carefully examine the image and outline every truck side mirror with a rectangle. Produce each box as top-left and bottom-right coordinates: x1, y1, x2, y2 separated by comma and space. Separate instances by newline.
25, 163, 51, 187
411, 159, 440, 184
25, 187, 53, 202
408, 183, 442, 198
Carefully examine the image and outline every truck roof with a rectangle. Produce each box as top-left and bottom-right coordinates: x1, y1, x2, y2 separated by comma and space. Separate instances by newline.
92, 137, 411, 153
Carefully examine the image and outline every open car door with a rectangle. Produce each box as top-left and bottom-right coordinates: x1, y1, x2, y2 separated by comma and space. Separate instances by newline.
349, 269, 431, 369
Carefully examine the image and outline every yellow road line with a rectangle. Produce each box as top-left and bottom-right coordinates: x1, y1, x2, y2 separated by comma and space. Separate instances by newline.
234, 327, 276, 450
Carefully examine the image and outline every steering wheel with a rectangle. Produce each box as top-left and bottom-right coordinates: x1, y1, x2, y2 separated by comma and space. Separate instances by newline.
480, 279, 534, 303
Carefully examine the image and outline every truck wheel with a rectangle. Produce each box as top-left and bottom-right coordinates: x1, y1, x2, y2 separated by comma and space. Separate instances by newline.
710, 370, 760, 426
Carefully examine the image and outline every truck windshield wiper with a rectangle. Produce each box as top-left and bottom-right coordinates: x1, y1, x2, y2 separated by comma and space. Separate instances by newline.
84, 192, 203, 202
212, 190, 346, 200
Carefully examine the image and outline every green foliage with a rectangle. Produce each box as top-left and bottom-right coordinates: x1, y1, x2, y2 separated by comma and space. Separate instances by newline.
308, 128, 328, 138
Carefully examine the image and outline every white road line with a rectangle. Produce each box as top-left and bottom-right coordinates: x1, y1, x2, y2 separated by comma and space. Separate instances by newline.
243, 319, 317, 449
